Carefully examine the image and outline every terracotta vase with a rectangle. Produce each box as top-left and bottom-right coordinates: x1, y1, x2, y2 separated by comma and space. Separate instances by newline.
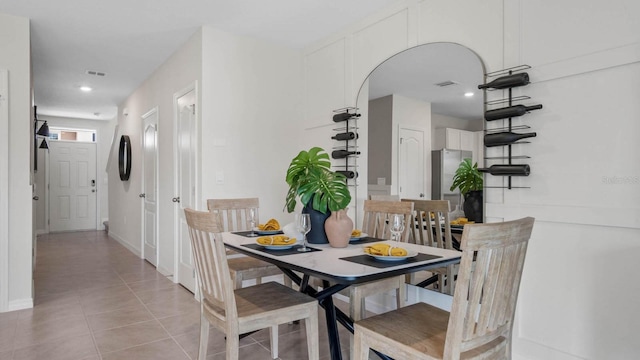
324, 209, 353, 248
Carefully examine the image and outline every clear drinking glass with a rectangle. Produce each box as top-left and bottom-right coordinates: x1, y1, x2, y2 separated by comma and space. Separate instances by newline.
389, 214, 405, 242
247, 208, 259, 237
297, 213, 312, 252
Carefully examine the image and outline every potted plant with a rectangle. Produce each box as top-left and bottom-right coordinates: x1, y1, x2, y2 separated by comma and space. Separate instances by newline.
449, 158, 484, 223
285, 147, 352, 244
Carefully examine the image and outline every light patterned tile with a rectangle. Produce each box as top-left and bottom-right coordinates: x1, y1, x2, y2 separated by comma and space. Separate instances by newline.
12, 334, 98, 360
86, 304, 154, 332
101, 338, 190, 360
173, 326, 256, 360
93, 320, 170, 354
207, 342, 274, 360
13, 315, 91, 349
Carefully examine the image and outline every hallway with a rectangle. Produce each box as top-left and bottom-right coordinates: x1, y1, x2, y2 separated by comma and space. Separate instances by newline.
0, 231, 348, 359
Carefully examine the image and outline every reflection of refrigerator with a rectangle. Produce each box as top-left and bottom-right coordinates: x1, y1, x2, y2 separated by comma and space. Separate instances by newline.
432, 149, 472, 210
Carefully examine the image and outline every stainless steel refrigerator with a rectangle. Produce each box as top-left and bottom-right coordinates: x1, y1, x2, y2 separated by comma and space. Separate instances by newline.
431, 149, 472, 211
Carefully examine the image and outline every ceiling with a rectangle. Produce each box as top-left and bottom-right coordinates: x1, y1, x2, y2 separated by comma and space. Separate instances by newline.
0, 0, 399, 120
365, 42, 485, 121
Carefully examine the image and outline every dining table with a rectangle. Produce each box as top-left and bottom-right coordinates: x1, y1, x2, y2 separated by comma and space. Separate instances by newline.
222, 232, 462, 360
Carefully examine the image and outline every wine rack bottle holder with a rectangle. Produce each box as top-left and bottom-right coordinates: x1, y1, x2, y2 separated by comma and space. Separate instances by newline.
331, 107, 360, 184
479, 64, 543, 189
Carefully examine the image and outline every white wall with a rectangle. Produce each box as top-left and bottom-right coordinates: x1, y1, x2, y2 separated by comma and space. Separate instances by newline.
34, 115, 116, 233
199, 26, 303, 223
302, 0, 640, 358
110, 29, 202, 275
0, 13, 33, 312
368, 95, 393, 185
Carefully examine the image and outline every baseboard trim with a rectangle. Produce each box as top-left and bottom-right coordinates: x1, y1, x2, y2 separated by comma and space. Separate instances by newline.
108, 232, 141, 258
8, 298, 33, 311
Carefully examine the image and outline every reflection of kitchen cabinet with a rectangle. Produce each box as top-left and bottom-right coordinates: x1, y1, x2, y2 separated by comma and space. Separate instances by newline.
434, 128, 482, 163
435, 128, 474, 151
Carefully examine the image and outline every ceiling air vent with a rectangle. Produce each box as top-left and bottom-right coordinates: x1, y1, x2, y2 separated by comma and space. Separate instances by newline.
85, 70, 106, 77
435, 80, 458, 87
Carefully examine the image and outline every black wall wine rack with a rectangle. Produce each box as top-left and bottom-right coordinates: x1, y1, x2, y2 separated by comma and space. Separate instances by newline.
479, 65, 543, 189
331, 107, 360, 184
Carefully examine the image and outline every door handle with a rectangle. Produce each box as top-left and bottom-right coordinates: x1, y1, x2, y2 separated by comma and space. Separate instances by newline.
172, 197, 180, 203
139, 193, 146, 198
91, 179, 96, 187
33, 196, 39, 201
420, 193, 425, 198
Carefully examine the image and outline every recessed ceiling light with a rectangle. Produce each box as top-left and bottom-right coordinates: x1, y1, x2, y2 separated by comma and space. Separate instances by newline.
464, 92, 474, 97
80, 86, 92, 92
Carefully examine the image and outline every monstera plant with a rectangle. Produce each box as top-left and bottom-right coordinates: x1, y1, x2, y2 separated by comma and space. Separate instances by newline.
450, 158, 484, 223
285, 147, 351, 214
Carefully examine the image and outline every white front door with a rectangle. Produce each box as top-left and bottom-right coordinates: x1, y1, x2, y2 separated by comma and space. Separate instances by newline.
175, 87, 197, 292
398, 127, 426, 199
49, 141, 97, 231
142, 109, 158, 267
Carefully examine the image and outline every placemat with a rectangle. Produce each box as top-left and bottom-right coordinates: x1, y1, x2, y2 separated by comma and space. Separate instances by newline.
242, 243, 321, 256
232, 230, 284, 237
339, 253, 442, 269
348, 236, 387, 245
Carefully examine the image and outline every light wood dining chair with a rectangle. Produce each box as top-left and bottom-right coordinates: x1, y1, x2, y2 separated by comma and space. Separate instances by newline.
348, 199, 414, 321
207, 198, 291, 290
368, 194, 400, 201
353, 217, 535, 360
184, 208, 319, 360
402, 199, 457, 294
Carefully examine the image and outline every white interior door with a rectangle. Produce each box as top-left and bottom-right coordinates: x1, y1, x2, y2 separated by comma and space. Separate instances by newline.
49, 141, 97, 231
142, 109, 158, 267
175, 88, 197, 292
398, 127, 425, 199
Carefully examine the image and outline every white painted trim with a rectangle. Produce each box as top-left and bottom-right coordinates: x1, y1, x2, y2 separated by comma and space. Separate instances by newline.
172, 81, 199, 283
140, 107, 159, 266
108, 231, 142, 258
0, 69, 9, 312
7, 298, 33, 312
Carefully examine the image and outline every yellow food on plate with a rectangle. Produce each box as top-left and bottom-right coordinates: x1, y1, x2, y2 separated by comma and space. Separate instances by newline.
256, 235, 294, 246
363, 243, 408, 257
258, 218, 280, 231
450, 217, 474, 225
351, 229, 362, 237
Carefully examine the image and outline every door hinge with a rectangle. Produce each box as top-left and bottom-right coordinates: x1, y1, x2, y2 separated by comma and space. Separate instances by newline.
400, 137, 403, 144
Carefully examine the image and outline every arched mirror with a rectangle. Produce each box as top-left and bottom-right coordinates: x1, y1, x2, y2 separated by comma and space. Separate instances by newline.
355, 42, 485, 218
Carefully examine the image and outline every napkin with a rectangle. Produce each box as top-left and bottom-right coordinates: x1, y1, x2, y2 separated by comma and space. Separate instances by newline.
364, 243, 408, 256
257, 235, 295, 245
258, 218, 280, 231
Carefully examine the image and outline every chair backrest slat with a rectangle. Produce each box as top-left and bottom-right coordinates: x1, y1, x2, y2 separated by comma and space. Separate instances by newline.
401, 199, 451, 247
444, 217, 534, 357
184, 208, 238, 320
207, 198, 259, 232
362, 200, 414, 242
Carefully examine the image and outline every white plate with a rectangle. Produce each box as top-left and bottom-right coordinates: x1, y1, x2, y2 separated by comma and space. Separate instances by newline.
255, 229, 282, 235
349, 233, 369, 242
367, 250, 418, 261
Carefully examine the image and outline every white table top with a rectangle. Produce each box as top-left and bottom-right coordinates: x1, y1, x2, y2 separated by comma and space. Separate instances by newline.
222, 232, 461, 285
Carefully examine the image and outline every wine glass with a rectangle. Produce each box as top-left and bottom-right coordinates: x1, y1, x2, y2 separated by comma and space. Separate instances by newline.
247, 208, 259, 237
389, 214, 405, 242
297, 213, 312, 252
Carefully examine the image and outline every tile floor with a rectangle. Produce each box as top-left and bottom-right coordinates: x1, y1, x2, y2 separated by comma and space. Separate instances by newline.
0, 231, 367, 360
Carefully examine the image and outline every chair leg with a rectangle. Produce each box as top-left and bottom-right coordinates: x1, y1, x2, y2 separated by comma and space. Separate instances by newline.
283, 275, 293, 289
305, 309, 320, 360
233, 272, 242, 290
353, 327, 369, 360
226, 333, 240, 360
269, 325, 278, 359
396, 278, 406, 309
198, 314, 209, 360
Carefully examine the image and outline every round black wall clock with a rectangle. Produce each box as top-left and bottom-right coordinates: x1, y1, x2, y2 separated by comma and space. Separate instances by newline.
119, 135, 131, 181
